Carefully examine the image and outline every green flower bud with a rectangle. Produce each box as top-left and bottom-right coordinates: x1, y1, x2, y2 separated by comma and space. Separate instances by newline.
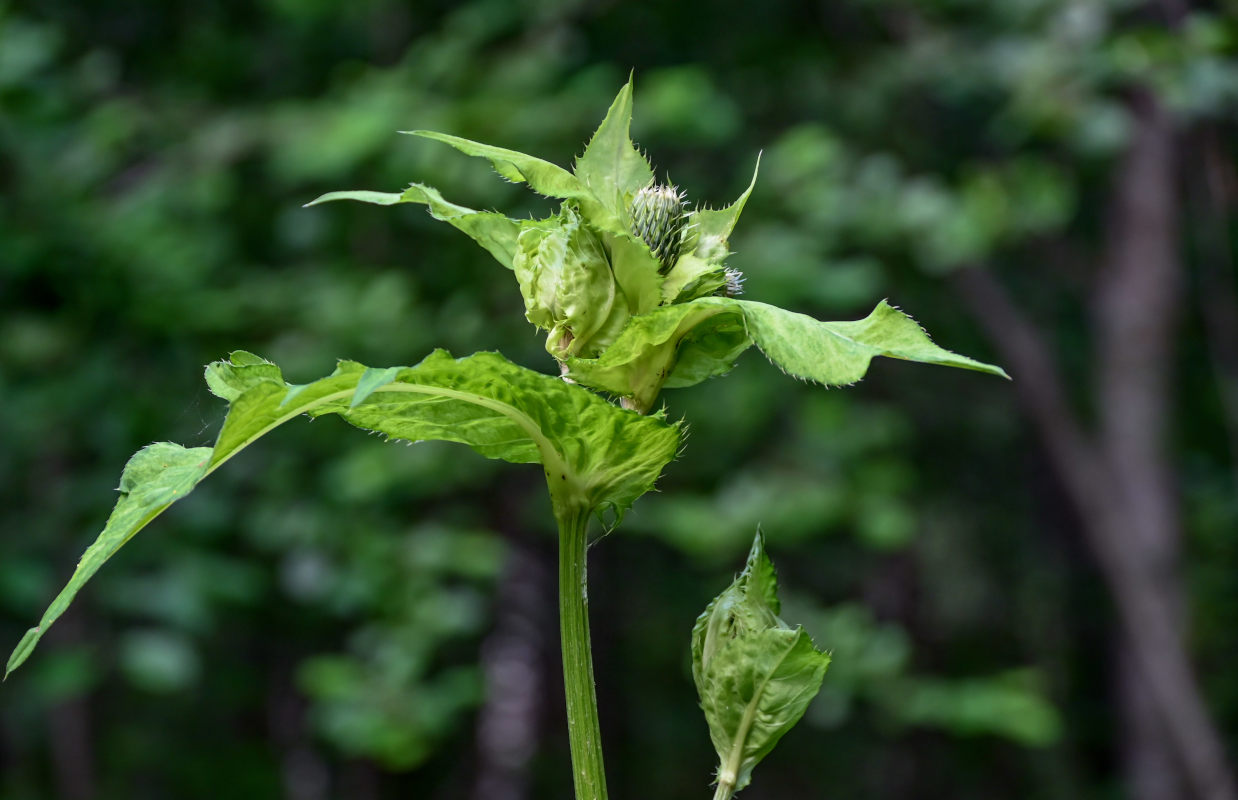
513, 208, 627, 360
629, 183, 688, 275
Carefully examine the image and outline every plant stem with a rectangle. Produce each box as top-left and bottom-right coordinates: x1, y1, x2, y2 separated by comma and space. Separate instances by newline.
554, 497, 609, 800
712, 779, 736, 800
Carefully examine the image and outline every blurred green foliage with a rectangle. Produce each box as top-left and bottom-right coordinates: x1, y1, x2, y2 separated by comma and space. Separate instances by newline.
2, 0, 1235, 798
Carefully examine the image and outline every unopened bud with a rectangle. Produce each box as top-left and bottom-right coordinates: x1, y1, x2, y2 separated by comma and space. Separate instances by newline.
630, 183, 687, 275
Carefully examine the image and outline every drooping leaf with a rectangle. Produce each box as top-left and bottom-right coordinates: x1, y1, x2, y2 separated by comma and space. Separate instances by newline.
4, 444, 211, 683
7, 350, 681, 679
306, 183, 521, 269
573, 78, 654, 226
566, 297, 1008, 408
740, 298, 1010, 382
405, 130, 590, 205
692, 532, 830, 795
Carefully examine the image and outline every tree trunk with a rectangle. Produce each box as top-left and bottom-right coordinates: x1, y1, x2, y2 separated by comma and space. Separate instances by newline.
954, 89, 1237, 800
1095, 88, 1190, 800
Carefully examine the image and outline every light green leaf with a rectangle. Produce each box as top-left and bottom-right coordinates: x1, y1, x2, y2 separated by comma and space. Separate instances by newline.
7, 350, 681, 679
303, 189, 406, 206
204, 349, 281, 401
405, 130, 589, 204
566, 297, 1008, 409
350, 366, 401, 408
512, 208, 628, 359
886, 671, 1062, 746
573, 78, 654, 225
565, 297, 741, 411
5, 443, 211, 681
692, 532, 830, 795
739, 299, 1010, 382
601, 230, 664, 316
663, 155, 760, 303
690, 155, 760, 263
306, 183, 521, 270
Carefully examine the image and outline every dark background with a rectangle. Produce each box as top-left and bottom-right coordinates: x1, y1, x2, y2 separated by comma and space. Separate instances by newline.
2, 1, 1236, 798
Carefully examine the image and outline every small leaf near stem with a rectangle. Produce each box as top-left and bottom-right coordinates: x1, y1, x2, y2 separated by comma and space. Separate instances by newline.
692, 532, 831, 798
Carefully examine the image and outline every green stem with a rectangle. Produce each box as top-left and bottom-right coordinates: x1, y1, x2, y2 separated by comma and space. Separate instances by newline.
554, 497, 609, 800
712, 780, 736, 800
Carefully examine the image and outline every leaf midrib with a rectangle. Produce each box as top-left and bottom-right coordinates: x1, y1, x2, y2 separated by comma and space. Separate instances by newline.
718, 633, 799, 789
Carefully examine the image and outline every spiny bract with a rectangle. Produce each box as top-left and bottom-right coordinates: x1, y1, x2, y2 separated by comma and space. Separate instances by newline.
630, 183, 688, 275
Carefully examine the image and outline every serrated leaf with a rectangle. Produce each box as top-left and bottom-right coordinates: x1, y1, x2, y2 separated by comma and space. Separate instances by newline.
573, 78, 654, 225
691, 156, 759, 261
7, 350, 680, 679
602, 230, 664, 316
663, 156, 760, 303
5, 443, 211, 680
692, 532, 830, 795
305, 183, 521, 269
405, 130, 590, 205
565, 297, 744, 411
566, 297, 1008, 409
204, 350, 281, 401
739, 299, 1010, 383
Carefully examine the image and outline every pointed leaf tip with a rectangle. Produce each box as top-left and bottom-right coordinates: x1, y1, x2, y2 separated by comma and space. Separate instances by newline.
692, 533, 829, 794
574, 79, 654, 221
8, 351, 681, 678
567, 296, 1005, 407
304, 190, 406, 207
406, 130, 585, 202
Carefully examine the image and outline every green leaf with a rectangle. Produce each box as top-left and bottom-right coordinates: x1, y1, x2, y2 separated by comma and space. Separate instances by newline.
405, 130, 589, 205
7, 350, 681, 679
886, 671, 1062, 746
303, 189, 406, 206
739, 299, 1010, 382
566, 297, 743, 411
692, 532, 830, 795
566, 297, 1008, 409
512, 207, 629, 359
4, 443, 211, 681
602, 230, 664, 316
691, 156, 759, 263
663, 156, 760, 303
305, 183, 521, 270
573, 78, 655, 225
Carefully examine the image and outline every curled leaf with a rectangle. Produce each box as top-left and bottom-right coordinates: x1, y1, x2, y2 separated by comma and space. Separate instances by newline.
305, 183, 521, 269
692, 533, 830, 796
566, 298, 1009, 411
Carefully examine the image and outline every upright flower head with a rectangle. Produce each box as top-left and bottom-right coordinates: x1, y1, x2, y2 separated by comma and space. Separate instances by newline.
309, 77, 1008, 412
630, 183, 688, 275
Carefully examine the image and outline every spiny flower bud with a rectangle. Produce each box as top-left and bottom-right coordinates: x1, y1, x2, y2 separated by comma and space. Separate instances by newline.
630, 183, 688, 275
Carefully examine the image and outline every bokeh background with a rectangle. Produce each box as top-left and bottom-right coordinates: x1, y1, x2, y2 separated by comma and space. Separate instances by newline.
2, 1, 1237, 798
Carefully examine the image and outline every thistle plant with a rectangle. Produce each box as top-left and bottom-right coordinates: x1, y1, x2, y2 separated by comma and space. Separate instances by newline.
7, 79, 1006, 800
629, 183, 688, 274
